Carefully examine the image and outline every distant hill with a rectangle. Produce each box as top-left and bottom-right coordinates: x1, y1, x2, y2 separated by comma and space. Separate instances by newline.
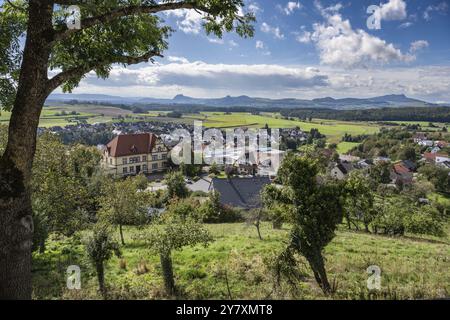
47, 93, 440, 110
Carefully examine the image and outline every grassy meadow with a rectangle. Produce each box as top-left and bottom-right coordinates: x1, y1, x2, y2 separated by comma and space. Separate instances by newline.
32, 222, 450, 300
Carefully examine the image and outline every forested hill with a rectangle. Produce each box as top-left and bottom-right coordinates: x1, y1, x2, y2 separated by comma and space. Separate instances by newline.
280, 107, 450, 123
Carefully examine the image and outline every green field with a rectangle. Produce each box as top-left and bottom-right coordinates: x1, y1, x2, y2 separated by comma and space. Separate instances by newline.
2, 107, 381, 148
32, 222, 450, 300
184, 112, 380, 144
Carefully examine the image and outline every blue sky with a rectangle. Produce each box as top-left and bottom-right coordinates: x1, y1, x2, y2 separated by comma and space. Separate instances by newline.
53, 1, 450, 102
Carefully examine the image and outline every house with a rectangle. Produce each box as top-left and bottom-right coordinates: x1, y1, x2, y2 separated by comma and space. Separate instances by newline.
436, 153, 450, 165
339, 155, 361, 163
400, 160, 417, 172
209, 177, 271, 209
391, 163, 413, 185
331, 162, 354, 180
430, 147, 442, 154
357, 159, 373, 169
413, 133, 427, 143
374, 157, 391, 164
102, 133, 170, 177
418, 140, 434, 147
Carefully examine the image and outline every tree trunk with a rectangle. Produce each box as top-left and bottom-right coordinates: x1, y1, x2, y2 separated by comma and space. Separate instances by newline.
119, 224, 125, 246
255, 222, 263, 240
96, 262, 107, 299
160, 253, 175, 296
306, 252, 331, 295
0, 1, 53, 299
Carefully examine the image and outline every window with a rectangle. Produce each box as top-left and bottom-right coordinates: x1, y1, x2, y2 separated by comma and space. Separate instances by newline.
130, 166, 135, 173
143, 165, 148, 172
152, 163, 158, 170
142, 156, 147, 161
123, 167, 128, 174
152, 155, 158, 161
158, 147, 163, 152
123, 158, 128, 165
162, 154, 167, 160
130, 156, 141, 164
109, 158, 112, 165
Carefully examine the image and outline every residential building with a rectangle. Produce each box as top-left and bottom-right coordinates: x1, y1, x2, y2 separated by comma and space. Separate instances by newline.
391, 162, 413, 185
209, 177, 271, 209
102, 133, 170, 177
331, 162, 354, 180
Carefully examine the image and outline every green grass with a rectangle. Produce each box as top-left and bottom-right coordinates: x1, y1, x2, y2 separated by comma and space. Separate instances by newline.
337, 142, 360, 155
185, 113, 380, 144
32, 222, 450, 300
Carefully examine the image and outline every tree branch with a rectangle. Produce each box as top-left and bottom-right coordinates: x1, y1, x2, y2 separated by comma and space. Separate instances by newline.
52, 1, 210, 43
46, 50, 162, 92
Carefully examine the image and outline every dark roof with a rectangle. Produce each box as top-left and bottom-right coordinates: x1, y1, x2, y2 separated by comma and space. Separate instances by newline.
210, 177, 271, 209
106, 133, 157, 157
401, 160, 417, 171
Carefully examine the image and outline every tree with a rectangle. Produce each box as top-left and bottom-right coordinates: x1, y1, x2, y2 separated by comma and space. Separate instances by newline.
209, 162, 220, 175
137, 209, 213, 296
370, 162, 392, 185
245, 209, 267, 240
0, 0, 254, 299
98, 177, 150, 245
263, 155, 344, 295
85, 223, 121, 299
165, 170, 190, 200
344, 171, 376, 232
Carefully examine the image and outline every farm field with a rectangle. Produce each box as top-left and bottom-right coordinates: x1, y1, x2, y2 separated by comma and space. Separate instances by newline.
184, 112, 380, 144
32, 222, 450, 300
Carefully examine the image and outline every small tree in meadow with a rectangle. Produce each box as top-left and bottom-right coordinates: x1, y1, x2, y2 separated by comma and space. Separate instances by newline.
98, 177, 150, 245
137, 208, 213, 296
165, 170, 190, 200
263, 155, 345, 295
85, 224, 121, 298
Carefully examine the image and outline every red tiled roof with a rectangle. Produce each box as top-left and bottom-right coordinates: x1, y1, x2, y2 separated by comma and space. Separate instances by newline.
106, 133, 157, 157
424, 152, 436, 161
393, 164, 411, 174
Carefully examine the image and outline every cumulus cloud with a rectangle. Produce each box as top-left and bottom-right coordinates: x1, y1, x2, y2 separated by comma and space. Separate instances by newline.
260, 22, 284, 39
424, 1, 449, 20
307, 2, 418, 67
374, 0, 407, 22
278, 2, 302, 15
165, 9, 204, 34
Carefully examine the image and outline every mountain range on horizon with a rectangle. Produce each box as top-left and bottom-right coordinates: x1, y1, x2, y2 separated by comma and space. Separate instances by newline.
47, 93, 446, 110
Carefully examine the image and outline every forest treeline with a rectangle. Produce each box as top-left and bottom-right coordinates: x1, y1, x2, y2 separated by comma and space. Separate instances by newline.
57, 100, 450, 123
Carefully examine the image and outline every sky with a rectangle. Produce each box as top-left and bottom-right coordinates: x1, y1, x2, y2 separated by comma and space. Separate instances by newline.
57, 0, 450, 102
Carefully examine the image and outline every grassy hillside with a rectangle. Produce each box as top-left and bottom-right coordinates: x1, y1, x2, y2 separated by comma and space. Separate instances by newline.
32, 222, 450, 300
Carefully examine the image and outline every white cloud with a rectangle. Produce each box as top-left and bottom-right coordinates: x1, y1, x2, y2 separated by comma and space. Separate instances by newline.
68, 64, 450, 103
424, 1, 449, 21
167, 56, 190, 64
208, 38, 225, 45
308, 3, 416, 67
278, 2, 302, 15
399, 21, 413, 28
81, 62, 329, 95
247, 1, 262, 14
295, 31, 312, 44
255, 40, 271, 55
409, 40, 429, 53
374, 0, 407, 22
165, 9, 205, 34
260, 22, 284, 39
228, 40, 239, 47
